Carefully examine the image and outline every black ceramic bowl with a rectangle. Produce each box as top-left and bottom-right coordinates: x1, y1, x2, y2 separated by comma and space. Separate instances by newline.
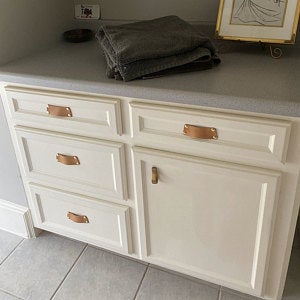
63, 29, 94, 43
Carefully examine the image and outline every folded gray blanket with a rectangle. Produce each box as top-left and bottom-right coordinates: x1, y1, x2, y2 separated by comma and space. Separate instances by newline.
96, 15, 220, 81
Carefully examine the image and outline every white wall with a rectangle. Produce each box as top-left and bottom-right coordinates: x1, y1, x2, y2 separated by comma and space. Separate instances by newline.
0, 0, 75, 66
74, 0, 220, 23
101, 0, 219, 22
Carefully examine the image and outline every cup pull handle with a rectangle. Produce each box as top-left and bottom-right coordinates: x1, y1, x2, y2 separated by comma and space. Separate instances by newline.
47, 104, 72, 117
56, 153, 80, 165
152, 167, 158, 184
183, 124, 218, 140
67, 212, 89, 223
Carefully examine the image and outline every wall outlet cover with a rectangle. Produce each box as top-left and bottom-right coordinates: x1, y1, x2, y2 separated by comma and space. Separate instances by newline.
75, 4, 100, 20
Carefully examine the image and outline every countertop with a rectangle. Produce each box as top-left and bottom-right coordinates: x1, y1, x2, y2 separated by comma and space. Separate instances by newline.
0, 39, 299, 117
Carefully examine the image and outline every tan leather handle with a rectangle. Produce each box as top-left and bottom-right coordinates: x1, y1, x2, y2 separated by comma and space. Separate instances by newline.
152, 167, 158, 184
67, 212, 89, 223
56, 153, 80, 165
183, 124, 218, 140
47, 104, 72, 117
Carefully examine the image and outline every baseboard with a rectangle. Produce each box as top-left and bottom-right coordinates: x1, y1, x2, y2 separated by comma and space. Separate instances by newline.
0, 199, 34, 238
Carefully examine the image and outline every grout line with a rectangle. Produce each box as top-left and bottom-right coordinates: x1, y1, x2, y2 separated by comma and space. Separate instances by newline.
88, 244, 148, 266
0, 287, 24, 299
0, 239, 25, 266
50, 244, 88, 300
133, 264, 149, 300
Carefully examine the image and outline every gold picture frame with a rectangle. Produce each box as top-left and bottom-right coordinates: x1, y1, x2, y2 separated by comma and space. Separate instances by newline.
216, 0, 300, 44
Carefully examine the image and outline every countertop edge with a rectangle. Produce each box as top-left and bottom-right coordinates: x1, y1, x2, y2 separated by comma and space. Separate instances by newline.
0, 72, 299, 118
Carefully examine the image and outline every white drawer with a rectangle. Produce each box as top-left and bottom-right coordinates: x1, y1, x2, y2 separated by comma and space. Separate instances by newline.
29, 184, 132, 254
5, 86, 122, 139
130, 102, 291, 163
16, 127, 127, 201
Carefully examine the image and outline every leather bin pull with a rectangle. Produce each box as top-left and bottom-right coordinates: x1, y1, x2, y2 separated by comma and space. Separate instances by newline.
67, 212, 89, 223
183, 124, 218, 140
47, 104, 72, 117
56, 153, 80, 165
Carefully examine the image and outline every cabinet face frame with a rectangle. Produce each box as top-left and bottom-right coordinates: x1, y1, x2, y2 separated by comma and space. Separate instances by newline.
133, 147, 281, 296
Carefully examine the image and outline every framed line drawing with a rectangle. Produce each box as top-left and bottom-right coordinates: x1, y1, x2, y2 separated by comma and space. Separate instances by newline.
216, 0, 300, 44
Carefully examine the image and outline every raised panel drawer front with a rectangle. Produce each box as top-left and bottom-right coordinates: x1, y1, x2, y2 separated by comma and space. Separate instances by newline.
130, 102, 291, 163
29, 184, 132, 254
16, 127, 127, 201
133, 147, 281, 296
5, 86, 122, 138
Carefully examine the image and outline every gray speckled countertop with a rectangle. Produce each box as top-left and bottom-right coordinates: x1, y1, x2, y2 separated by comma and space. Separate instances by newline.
0, 39, 299, 117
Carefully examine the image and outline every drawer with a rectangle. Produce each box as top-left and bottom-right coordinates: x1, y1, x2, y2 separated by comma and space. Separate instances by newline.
130, 102, 291, 163
29, 184, 132, 254
5, 86, 122, 138
16, 127, 127, 201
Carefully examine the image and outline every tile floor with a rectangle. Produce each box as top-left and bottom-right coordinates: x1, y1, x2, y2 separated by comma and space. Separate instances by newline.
0, 228, 299, 300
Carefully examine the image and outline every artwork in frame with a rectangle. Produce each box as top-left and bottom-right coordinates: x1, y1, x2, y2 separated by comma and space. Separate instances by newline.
216, 0, 300, 44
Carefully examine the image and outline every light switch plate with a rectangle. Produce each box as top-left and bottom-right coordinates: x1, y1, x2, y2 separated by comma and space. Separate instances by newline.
75, 4, 100, 20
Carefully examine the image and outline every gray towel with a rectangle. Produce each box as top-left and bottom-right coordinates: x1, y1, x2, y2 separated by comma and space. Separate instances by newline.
96, 15, 220, 81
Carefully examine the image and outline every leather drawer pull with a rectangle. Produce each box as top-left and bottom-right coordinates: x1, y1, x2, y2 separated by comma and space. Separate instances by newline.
152, 167, 158, 184
47, 104, 72, 117
67, 212, 89, 223
183, 124, 218, 140
56, 153, 80, 165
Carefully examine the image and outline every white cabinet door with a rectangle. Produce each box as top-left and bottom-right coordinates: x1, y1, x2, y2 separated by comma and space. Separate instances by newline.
133, 147, 281, 296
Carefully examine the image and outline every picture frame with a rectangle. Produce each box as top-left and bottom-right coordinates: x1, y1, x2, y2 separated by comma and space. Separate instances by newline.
215, 0, 300, 44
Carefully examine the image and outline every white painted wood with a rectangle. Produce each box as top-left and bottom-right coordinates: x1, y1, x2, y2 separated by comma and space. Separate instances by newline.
29, 184, 132, 254
133, 147, 281, 296
5, 86, 123, 139
130, 102, 291, 163
15, 127, 128, 201
2, 84, 300, 300
0, 198, 34, 238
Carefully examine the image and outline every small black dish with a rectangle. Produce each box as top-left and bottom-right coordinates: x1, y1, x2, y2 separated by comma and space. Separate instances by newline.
63, 29, 94, 43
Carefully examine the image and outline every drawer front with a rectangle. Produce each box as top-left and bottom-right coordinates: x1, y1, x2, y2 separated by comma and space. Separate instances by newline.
5, 86, 122, 138
130, 102, 291, 163
16, 127, 127, 201
30, 184, 132, 254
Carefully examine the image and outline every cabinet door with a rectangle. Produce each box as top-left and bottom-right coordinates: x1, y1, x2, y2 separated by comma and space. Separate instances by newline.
133, 147, 281, 296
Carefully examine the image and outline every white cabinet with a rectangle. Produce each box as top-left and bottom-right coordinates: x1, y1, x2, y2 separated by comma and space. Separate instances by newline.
1, 85, 299, 300
133, 147, 281, 296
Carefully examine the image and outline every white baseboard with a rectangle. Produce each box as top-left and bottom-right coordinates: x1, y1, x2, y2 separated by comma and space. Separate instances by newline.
0, 199, 34, 238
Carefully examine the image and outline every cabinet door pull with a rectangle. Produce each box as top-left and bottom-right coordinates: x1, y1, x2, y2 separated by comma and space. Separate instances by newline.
67, 212, 89, 223
56, 153, 80, 165
152, 167, 158, 184
183, 124, 218, 140
47, 104, 72, 117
